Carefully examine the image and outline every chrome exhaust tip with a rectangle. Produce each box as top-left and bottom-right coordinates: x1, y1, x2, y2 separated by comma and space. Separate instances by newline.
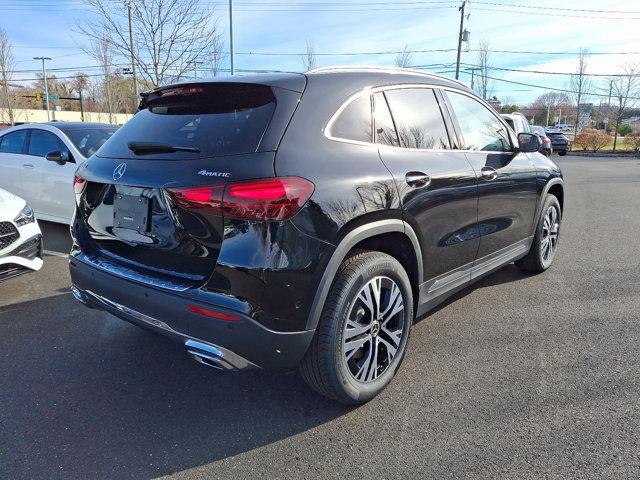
185, 340, 233, 370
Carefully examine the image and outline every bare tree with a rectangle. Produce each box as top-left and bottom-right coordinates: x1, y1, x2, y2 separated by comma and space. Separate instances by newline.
532, 92, 572, 126
607, 63, 640, 151
0, 28, 15, 125
77, 0, 224, 87
476, 40, 493, 100
88, 37, 115, 121
301, 38, 316, 71
569, 48, 593, 134
394, 45, 413, 68
208, 34, 226, 77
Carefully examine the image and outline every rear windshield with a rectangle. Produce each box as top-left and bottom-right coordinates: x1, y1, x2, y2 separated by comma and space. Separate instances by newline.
65, 128, 118, 158
97, 83, 276, 159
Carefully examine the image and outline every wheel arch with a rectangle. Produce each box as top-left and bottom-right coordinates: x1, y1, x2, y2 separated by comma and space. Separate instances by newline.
305, 219, 423, 330
533, 178, 564, 236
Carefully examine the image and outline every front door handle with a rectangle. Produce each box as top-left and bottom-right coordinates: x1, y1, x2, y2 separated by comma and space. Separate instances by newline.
405, 171, 431, 188
480, 166, 498, 181
22, 163, 35, 169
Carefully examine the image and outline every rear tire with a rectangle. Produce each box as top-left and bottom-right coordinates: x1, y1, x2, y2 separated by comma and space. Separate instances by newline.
516, 194, 561, 274
300, 250, 413, 404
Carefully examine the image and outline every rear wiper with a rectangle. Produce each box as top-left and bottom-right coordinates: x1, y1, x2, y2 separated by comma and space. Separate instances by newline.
127, 142, 200, 154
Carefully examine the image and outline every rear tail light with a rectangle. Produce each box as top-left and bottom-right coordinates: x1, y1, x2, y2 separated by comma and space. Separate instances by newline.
167, 177, 314, 221
73, 176, 86, 195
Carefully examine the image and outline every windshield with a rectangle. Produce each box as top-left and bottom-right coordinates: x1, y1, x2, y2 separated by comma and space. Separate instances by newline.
65, 128, 118, 158
97, 83, 277, 160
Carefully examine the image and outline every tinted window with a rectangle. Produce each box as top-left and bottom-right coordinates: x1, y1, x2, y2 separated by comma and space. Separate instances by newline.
28, 129, 65, 157
504, 118, 515, 131
98, 84, 276, 159
373, 92, 399, 147
330, 95, 372, 143
384, 89, 450, 150
0, 130, 27, 154
447, 92, 511, 151
64, 128, 117, 158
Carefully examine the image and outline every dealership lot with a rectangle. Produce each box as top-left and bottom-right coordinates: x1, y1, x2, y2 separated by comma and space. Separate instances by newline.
1, 155, 639, 479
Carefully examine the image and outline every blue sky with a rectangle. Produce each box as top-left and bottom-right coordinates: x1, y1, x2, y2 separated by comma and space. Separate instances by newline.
2, 0, 639, 104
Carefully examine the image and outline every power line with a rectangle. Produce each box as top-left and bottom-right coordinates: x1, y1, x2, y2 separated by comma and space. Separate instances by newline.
471, 1, 640, 14
458, 63, 637, 78
468, 6, 640, 20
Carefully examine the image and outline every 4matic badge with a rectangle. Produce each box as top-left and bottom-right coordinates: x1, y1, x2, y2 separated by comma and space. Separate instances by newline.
198, 170, 231, 178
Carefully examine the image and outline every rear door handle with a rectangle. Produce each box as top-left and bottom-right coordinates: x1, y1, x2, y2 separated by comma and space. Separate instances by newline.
480, 166, 498, 181
22, 163, 35, 169
405, 171, 431, 188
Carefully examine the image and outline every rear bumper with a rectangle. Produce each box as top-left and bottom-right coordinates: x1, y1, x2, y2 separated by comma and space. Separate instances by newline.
69, 254, 316, 370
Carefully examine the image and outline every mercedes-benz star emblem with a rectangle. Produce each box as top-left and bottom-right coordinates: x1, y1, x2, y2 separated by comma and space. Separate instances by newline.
113, 163, 127, 181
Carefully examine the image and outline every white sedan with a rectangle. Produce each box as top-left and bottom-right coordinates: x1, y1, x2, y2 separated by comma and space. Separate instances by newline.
0, 187, 43, 281
0, 122, 117, 224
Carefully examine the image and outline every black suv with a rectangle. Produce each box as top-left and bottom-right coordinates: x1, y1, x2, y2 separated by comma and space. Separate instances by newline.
70, 67, 564, 404
545, 129, 571, 156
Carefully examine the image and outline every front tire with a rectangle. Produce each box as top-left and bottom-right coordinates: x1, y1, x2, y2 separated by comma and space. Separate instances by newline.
300, 251, 413, 404
516, 194, 561, 273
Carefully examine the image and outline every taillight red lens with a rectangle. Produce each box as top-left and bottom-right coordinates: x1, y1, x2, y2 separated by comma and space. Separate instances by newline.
223, 177, 314, 221
73, 175, 86, 195
166, 185, 224, 214
166, 177, 314, 221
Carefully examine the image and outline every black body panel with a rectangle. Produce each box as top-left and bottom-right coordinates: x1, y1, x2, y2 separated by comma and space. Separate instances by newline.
70, 68, 564, 370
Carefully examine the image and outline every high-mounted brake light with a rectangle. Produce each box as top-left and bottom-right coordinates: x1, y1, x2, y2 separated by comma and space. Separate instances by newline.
159, 86, 204, 97
166, 177, 314, 221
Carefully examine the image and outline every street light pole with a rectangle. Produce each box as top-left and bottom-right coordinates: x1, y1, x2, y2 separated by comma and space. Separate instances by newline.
33, 56, 51, 121
455, 0, 466, 80
229, 0, 235, 75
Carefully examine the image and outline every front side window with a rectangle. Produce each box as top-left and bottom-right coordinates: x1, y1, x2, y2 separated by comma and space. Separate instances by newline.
446, 92, 511, 152
384, 88, 451, 150
329, 94, 372, 143
0, 130, 27, 154
28, 130, 66, 158
373, 92, 399, 147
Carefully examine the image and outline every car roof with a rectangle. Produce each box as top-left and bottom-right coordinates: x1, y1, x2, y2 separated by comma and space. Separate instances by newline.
151, 67, 472, 96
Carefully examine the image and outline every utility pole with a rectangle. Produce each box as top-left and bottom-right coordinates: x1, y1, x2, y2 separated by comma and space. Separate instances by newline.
229, 0, 235, 75
455, 0, 466, 80
126, 1, 139, 110
607, 80, 613, 107
33, 56, 51, 121
546, 104, 550, 127
79, 90, 85, 122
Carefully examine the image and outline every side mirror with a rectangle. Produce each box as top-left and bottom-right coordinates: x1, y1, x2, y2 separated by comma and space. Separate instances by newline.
45, 150, 68, 165
517, 133, 540, 153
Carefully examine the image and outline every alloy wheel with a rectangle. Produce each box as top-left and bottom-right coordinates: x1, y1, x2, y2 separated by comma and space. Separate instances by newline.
342, 276, 405, 383
541, 205, 560, 262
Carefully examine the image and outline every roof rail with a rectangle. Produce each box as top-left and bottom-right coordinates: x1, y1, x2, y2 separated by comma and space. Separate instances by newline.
305, 65, 469, 88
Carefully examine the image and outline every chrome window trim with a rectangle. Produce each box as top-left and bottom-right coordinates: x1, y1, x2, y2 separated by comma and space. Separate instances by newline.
324, 83, 517, 154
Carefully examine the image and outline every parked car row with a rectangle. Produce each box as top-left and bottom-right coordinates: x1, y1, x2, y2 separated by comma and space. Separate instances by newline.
500, 112, 571, 157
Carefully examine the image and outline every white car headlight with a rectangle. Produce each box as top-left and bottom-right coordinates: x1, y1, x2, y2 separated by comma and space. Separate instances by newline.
14, 203, 35, 227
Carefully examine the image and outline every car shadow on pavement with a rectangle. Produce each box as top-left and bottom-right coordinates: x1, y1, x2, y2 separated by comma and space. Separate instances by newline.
416, 263, 530, 323
0, 292, 350, 479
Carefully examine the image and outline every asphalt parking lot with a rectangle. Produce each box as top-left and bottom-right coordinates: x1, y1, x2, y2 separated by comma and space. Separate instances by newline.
1, 155, 640, 479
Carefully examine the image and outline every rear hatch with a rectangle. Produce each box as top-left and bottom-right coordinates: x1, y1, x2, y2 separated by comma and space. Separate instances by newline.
74, 80, 304, 290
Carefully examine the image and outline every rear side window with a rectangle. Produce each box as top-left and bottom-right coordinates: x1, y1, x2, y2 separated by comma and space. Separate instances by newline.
446, 92, 511, 152
98, 83, 277, 159
0, 130, 27, 154
329, 94, 372, 143
27, 129, 66, 157
373, 92, 399, 147
384, 88, 451, 150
